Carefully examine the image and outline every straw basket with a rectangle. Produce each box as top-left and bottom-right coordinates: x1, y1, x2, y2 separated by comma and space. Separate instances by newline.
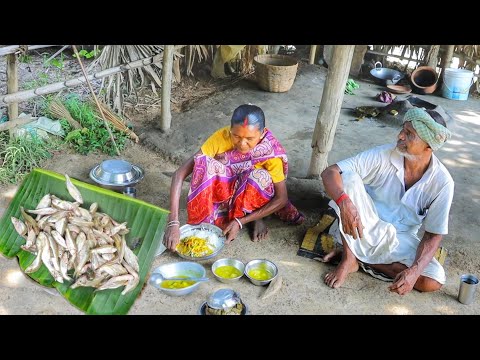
253, 54, 298, 93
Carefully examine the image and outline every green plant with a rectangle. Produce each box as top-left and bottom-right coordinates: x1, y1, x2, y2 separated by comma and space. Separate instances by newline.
45, 53, 64, 70
19, 54, 32, 63
23, 72, 50, 90
73, 49, 100, 59
61, 95, 128, 156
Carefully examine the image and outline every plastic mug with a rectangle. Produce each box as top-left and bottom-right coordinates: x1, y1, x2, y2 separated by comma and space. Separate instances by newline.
458, 274, 479, 305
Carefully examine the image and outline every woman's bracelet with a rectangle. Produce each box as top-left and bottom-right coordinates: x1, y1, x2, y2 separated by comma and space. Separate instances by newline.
234, 217, 243, 229
167, 220, 181, 228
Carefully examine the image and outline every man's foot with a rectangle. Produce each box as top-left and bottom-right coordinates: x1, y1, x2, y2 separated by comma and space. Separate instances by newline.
248, 219, 269, 242
324, 257, 359, 289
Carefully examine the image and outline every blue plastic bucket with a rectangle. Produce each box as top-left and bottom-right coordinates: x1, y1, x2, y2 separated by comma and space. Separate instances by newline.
442, 68, 474, 100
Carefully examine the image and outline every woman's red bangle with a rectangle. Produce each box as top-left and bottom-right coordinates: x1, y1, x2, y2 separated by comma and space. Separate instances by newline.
335, 193, 349, 205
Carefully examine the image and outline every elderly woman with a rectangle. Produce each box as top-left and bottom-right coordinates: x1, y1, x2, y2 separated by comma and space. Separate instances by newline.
163, 104, 304, 251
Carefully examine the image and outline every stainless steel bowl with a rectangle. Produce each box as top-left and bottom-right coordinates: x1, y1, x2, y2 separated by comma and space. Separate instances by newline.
89, 159, 144, 187
176, 223, 225, 261
149, 261, 206, 296
211, 258, 245, 284
244, 259, 278, 286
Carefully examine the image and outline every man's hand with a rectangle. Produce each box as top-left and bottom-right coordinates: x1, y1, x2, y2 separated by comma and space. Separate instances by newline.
339, 198, 364, 240
223, 220, 241, 244
163, 225, 180, 251
388, 267, 419, 295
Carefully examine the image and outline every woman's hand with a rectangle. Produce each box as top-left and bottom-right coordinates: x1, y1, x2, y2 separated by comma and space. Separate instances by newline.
223, 220, 242, 244
163, 225, 181, 251
339, 198, 364, 240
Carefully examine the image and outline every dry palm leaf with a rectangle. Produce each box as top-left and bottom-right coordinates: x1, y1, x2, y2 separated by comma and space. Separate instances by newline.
89, 45, 205, 113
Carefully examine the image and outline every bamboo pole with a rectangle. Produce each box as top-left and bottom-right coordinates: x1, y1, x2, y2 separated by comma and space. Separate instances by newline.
46, 45, 69, 63
0, 52, 164, 105
309, 45, 317, 64
6, 53, 18, 136
160, 45, 174, 132
0, 45, 57, 57
307, 45, 355, 178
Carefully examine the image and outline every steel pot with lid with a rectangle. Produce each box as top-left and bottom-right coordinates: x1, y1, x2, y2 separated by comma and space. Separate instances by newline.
207, 288, 241, 310
89, 159, 144, 195
202, 288, 246, 315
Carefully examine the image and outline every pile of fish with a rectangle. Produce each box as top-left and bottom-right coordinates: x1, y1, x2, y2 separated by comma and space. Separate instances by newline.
10, 174, 139, 295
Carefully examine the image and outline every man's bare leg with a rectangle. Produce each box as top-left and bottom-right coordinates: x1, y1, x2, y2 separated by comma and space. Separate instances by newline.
368, 263, 442, 292
324, 238, 359, 289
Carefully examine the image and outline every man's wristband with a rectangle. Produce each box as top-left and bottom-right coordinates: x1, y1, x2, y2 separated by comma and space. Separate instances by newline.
335, 193, 349, 205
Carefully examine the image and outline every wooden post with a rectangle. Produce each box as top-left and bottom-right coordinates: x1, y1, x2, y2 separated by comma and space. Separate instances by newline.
160, 45, 174, 132
426, 45, 441, 69
309, 45, 317, 64
307, 45, 355, 178
6, 53, 18, 136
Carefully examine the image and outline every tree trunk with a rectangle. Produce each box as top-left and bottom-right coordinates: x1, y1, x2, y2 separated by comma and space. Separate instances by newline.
160, 45, 174, 132
307, 45, 355, 178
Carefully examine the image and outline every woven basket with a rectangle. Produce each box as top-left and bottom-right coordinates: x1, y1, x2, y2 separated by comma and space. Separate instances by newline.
254, 54, 298, 93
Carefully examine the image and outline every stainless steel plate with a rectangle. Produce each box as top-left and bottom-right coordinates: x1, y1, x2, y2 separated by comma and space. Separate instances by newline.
176, 223, 225, 261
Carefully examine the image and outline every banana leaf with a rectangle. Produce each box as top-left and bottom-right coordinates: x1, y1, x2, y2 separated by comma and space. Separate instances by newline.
0, 168, 169, 314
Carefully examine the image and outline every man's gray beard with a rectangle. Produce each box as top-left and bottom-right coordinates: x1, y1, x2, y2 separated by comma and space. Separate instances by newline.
395, 147, 418, 161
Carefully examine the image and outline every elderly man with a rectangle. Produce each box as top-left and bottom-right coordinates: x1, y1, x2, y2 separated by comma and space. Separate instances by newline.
320, 108, 454, 295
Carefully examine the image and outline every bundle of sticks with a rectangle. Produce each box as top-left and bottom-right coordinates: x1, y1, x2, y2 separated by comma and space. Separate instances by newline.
48, 100, 82, 130
91, 101, 140, 143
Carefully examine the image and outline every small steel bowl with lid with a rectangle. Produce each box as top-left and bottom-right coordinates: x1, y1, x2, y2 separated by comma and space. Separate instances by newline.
199, 288, 247, 315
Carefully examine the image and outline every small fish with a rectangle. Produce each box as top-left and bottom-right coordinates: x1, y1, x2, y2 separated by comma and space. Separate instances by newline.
36, 194, 52, 209
65, 174, 83, 204
11, 217, 27, 237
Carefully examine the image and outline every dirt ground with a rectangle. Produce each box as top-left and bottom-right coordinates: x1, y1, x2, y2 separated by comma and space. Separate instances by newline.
1, 47, 480, 315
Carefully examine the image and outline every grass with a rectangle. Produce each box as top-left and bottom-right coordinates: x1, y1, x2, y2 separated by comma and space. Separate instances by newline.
0, 132, 62, 185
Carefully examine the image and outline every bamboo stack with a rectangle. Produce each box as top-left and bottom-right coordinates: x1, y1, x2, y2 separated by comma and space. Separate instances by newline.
48, 100, 82, 129
92, 101, 140, 143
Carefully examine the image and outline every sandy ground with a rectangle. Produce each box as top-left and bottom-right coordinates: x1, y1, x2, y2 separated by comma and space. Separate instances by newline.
1, 58, 480, 315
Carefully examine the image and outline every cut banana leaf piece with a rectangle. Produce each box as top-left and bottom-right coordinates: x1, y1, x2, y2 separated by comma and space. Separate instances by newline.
0, 168, 169, 315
